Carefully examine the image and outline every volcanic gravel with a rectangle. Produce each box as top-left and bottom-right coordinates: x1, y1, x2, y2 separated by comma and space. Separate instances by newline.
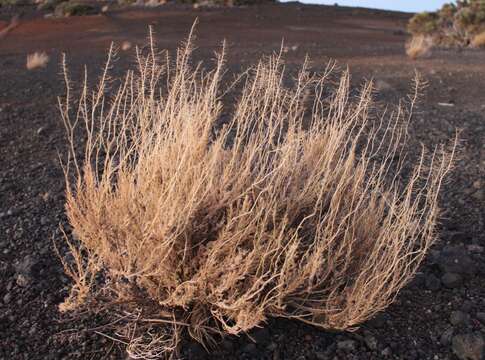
1, 3, 484, 359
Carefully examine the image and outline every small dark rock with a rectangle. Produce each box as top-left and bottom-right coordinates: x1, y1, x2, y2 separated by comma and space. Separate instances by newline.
475, 313, 485, 324
452, 333, 484, 360
381, 347, 392, 357
251, 327, 271, 344
441, 272, 463, 288
363, 332, 378, 350
220, 339, 234, 352
425, 273, 441, 291
437, 246, 476, 276
461, 300, 474, 313
15, 255, 37, 275
337, 339, 357, 352
314, 352, 327, 360
28, 323, 38, 336
242, 343, 258, 355
3, 292, 12, 304
440, 327, 454, 346
267, 341, 277, 351
186, 342, 206, 358
368, 313, 386, 328
450, 311, 471, 326
467, 245, 484, 254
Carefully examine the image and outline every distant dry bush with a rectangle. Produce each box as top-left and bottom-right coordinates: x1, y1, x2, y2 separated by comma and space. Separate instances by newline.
408, 1, 485, 49
471, 31, 485, 47
406, 35, 433, 59
121, 40, 133, 51
58, 28, 455, 359
26, 51, 49, 70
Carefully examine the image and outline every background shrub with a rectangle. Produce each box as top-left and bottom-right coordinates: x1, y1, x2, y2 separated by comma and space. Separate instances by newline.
408, 0, 485, 48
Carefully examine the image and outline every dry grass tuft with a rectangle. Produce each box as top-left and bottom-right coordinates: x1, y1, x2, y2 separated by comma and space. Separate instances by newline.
406, 35, 433, 59
26, 51, 50, 70
471, 31, 485, 48
58, 28, 455, 359
121, 40, 133, 51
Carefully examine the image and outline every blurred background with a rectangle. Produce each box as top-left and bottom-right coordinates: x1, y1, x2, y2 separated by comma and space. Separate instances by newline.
282, 0, 450, 13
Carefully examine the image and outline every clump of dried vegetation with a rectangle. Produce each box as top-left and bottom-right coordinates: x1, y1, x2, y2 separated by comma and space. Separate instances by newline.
471, 30, 485, 47
405, 34, 433, 59
26, 51, 49, 70
58, 28, 455, 359
407, 0, 485, 53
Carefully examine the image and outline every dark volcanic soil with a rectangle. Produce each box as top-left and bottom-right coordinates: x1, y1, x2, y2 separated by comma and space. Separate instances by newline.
1, 3, 484, 360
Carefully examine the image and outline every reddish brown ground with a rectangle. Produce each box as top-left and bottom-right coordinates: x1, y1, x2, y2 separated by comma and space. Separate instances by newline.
2, 4, 485, 110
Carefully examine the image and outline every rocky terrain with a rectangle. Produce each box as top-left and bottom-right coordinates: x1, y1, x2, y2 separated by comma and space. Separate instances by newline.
0, 3, 484, 359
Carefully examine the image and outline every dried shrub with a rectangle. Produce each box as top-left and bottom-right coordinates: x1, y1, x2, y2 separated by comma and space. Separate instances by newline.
54, 0, 97, 17
408, 12, 439, 35
406, 35, 433, 59
26, 51, 49, 70
408, 0, 485, 48
471, 31, 485, 47
58, 29, 455, 359
121, 40, 133, 51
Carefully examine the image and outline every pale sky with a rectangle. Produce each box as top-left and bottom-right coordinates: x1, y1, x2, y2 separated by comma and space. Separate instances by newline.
288, 0, 451, 13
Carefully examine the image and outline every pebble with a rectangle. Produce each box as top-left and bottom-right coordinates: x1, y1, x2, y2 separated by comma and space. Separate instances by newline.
3, 292, 12, 304
467, 245, 484, 254
452, 333, 484, 360
251, 327, 271, 344
472, 190, 484, 201
221, 339, 234, 352
15, 273, 30, 287
242, 343, 258, 355
363, 332, 378, 350
314, 352, 327, 360
437, 246, 476, 276
441, 272, 463, 288
461, 300, 474, 313
337, 339, 357, 352
450, 311, 471, 326
267, 342, 278, 351
369, 313, 386, 328
15, 255, 37, 274
381, 347, 392, 357
425, 274, 441, 291
28, 324, 37, 336
440, 327, 454, 346
186, 342, 205, 358
475, 313, 485, 324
